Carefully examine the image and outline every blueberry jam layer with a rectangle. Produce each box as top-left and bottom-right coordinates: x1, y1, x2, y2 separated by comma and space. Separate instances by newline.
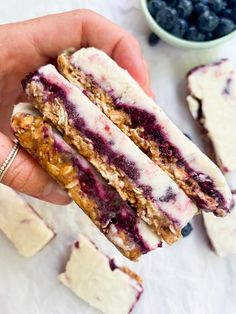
53, 138, 153, 254
59, 61, 228, 213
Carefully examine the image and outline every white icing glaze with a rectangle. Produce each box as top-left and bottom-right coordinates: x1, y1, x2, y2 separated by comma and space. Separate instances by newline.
36, 65, 198, 228
203, 195, 236, 257
0, 184, 54, 257
136, 219, 161, 249
13, 102, 38, 116
59, 234, 142, 314
69, 48, 231, 209
187, 60, 236, 173
186, 95, 199, 119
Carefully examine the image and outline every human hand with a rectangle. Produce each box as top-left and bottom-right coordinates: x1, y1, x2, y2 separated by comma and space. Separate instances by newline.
0, 9, 152, 204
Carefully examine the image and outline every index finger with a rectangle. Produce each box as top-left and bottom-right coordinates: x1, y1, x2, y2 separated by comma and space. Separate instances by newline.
16, 9, 152, 95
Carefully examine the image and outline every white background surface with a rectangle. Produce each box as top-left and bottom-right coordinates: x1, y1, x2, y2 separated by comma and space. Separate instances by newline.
1, 1, 236, 314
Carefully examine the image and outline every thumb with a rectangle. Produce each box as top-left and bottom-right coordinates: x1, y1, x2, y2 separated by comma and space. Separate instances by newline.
0, 132, 71, 205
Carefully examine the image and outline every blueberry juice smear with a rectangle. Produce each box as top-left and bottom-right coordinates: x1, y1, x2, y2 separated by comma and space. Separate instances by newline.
147, 0, 236, 41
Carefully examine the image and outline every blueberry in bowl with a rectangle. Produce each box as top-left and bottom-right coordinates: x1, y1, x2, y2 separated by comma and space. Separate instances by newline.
141, 0, 236, 49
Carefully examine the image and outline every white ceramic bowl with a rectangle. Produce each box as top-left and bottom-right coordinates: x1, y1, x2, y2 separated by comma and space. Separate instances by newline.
140, 0, 236, 49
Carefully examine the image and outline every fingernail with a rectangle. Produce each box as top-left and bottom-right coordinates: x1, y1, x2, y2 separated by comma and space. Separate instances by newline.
41, 181, 71, 205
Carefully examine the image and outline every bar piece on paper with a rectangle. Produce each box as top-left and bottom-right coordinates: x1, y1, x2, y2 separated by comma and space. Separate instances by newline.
59, 234, 143, 314
0, 183, 55, 257
187, 59, 236, 257
187, 59, 236, 173
203, 197, 236, 257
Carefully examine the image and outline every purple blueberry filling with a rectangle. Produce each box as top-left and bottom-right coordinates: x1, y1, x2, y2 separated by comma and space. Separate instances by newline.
50, 135, 155, 254
114, 100, 226, 211
159, 187, 176, 202
73, 165, 153, 253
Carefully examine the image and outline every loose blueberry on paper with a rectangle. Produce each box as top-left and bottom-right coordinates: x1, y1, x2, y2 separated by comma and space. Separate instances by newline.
148, 32, 160, 45
181, 223, 193, 237
147, 0, 236, 42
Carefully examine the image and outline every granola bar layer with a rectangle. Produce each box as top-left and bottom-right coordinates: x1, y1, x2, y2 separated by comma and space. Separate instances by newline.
59, 234, 143, 314
0, 183, 55, 257
22, 65, 198, 244
187, 59, 236, 173
57, 48, 232, 216
11, 103, 161, 260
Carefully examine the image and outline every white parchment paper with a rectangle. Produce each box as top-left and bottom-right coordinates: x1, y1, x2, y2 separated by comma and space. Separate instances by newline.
1, 1, 236, 313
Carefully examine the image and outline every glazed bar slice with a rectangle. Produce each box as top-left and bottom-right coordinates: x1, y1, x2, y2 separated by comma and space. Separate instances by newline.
58, 48, 232, 216
187, 60, 236, 257
0, 183, 54, 257
187, 59, 236, 173
22, 65, 198, 245
203, 198, 236, 257
11, 103, 161, 260
59, 234, 143, 314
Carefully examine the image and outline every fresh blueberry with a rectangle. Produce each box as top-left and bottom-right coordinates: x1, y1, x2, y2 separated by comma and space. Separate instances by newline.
148, 32, 160, 45
176, 0, 194, 18
170, 19, 188, 38
221, 1, 228, 11
147, 0, 166, 18
221, 8, 233, 19
198, 10, 219, 32
197, 0, 209, 4
214, 18, 235, 37
156, 7, 178, 30
232, 7, 236, 22
209, 0, 226, 13
205, 32, 215, 40
228, 0, 236, 7
181, 223, 193, 237
165, 0, 178, 7
186, 26, 206, 41
195, 3, 210, 14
